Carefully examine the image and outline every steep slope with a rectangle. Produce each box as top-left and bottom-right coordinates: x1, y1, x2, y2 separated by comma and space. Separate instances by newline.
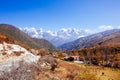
0, 24, 56, 50
59, 29, 120, 50
32, 38, 56, 50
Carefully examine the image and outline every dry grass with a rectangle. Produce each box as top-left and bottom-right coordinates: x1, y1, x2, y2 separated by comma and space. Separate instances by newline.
0, 59, 120, 80
53, 59, 120, 80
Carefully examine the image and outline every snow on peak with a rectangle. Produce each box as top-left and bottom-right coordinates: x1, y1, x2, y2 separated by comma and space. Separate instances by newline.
60, 28, 68, 32
21, 27, 39, 38
21, 27, 91, 46
46, 30, 57, 36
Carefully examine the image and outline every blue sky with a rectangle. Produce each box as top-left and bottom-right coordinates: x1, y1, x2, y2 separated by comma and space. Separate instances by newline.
0, 0, 120, 31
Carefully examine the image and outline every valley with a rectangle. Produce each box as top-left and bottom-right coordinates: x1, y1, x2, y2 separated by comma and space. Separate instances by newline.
0, 24, 120, 80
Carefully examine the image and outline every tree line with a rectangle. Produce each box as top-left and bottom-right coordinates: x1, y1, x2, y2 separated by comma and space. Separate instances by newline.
64, 44, 120, 68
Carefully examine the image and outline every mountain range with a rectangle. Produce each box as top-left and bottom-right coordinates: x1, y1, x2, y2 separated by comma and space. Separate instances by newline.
2, 24, 120, 51
59, 29, 120, 50
0, 24, 56, 50
21, 27, 91, 46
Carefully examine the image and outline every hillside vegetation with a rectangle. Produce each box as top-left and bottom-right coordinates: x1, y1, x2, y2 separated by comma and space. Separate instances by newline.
0, 24, 56, 50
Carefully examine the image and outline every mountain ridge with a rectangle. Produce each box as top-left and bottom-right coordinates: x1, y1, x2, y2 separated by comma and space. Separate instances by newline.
59, 29, 120, 50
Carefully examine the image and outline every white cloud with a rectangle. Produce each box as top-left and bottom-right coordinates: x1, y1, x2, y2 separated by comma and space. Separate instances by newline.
98, 25, 114, 30
94, 25, 120, 33
117, 26, 120, 29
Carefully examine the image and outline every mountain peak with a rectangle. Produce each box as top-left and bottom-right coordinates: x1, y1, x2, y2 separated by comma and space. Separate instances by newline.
21, 27, 91, 46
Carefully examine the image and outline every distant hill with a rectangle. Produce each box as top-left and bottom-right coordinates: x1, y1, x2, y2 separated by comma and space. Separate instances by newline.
0, 24, 56, 50
59, 29, 120, 50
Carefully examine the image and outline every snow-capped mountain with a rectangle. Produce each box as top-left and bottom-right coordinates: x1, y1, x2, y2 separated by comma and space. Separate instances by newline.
21, 27, 91, 46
